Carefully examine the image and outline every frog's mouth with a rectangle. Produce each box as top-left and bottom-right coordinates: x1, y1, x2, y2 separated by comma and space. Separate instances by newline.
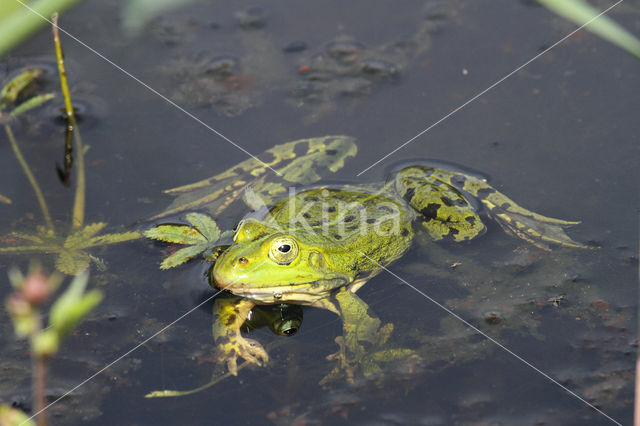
216, 278, 348, 305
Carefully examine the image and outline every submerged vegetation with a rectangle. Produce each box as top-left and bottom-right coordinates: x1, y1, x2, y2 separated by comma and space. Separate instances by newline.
1, 16, 103, 426
0, 15, 141, 275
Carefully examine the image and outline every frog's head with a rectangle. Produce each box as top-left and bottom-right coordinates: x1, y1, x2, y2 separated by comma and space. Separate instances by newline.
212, 218, 349, 304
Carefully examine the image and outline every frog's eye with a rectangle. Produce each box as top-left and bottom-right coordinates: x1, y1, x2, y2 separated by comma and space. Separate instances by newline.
269, 237, 298, 265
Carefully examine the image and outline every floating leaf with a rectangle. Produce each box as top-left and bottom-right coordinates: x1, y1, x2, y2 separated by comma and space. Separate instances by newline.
0, 223, 141, 275
80, 229, 141, 249
185, 212, 221, 242
144, 224, 207, 245
146, 213, 227, 269
55, 249, 90, 275
64, 222, 107, 247
10, 92, 55, 117
160, 244, 209, 270
0, 68, 43, 108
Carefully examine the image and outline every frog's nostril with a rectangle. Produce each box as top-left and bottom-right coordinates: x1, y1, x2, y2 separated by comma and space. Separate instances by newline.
238, 257, 249, 264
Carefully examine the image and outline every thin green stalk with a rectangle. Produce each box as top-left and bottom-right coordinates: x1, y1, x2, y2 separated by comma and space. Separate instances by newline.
0, 0, 82, 58
0, 193, 10, 204
4, 124, 54, 231
52, 13, 84, 230
538, 0, 640, 59
51, 14, 73, 122
69, 127, 85, 230
145, 339, 289, 398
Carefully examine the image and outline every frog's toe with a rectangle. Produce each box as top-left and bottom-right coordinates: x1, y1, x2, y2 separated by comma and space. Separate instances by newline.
321, 336, 356, 384
225, 357, 239, 376
215, 336, 269, 375
492, 210, 588, 250
239, 337, 269, 366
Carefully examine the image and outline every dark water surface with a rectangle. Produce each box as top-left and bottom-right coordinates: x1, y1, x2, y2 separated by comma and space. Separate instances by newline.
1, 0, 638, 424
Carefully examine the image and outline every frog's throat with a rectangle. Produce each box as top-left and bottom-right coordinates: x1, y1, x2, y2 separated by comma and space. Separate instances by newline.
221, 277, 349, 305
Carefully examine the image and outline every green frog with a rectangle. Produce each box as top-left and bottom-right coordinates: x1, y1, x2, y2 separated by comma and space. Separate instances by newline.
157, 135, 586, 383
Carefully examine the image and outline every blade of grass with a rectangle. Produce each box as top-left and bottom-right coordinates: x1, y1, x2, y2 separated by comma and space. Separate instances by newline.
0, 0, 82, 58
52, 13, 84, 230
0, 0, 21, 19
538, 0, 640, 59
4, 124, 54, 231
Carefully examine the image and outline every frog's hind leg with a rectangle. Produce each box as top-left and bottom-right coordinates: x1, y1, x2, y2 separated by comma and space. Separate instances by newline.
424, 167, 588, 250
394, 166, 486, 242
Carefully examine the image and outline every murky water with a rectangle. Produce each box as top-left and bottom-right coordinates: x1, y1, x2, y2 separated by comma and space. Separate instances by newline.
1, 0, 637, 424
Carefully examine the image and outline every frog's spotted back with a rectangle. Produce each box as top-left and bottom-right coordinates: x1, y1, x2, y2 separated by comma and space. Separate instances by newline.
394, 166, 485, 242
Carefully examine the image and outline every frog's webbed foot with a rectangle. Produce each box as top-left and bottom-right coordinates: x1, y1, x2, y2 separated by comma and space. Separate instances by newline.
215, 335, 269, 376
213, 297, 269, 375
321, 323, 393, 385
321, 336, 354, 385
320, 329, 422, 385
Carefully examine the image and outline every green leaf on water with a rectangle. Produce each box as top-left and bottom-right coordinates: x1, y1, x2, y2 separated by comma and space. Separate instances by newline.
146, 213, 226, 269
185, 212, 221, 242
144, 224, 207, 245
160, 244, 209, 270
0, 223, 141, 275
0, 68, 43, 108
10, 93, 55, 117
55, 249, 91, 275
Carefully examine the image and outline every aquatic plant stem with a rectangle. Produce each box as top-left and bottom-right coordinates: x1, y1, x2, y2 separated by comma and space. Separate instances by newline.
52, 13, 84, 230
145, 339, 289, 398
4, 124, 55, 231
33, 328, 48, 426
69, 127, 85, 230
52, 14, 73, 122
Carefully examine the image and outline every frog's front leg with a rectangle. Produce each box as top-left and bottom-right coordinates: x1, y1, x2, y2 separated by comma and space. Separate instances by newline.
317, 288, 395, 384
212, 296, 268, 375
